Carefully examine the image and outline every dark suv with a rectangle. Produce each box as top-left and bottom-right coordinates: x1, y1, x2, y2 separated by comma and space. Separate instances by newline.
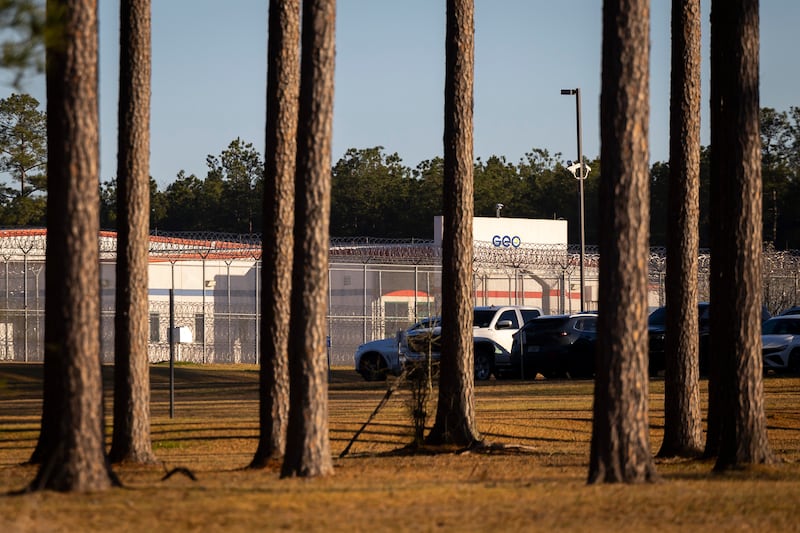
647, 303, 771, 377
509, 314, 598, 379
647, 303, 710, 377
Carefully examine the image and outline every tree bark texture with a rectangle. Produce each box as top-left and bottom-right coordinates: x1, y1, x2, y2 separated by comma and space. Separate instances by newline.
659, 0, 703, 458
426, 0, 480, 447
109, 0, 156, 465
281, 0, 335, 479
707, 0, 773, 469
251, 0, 300, 469
30, 0, 117, 491
589, 0, 658, 484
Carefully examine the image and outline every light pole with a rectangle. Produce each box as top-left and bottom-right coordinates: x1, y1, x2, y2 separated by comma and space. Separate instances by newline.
561, 88, 589, 312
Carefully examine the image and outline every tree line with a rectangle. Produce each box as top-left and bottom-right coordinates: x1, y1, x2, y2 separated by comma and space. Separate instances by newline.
3, 93, 800, 248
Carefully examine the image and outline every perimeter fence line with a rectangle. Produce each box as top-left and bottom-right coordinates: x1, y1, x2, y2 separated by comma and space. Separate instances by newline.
0, 230, 798, 366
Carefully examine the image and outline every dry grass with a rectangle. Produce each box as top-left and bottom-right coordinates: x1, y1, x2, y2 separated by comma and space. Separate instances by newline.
1, 363, 799, 532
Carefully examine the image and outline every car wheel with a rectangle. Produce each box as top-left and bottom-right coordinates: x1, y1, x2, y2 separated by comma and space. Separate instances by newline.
474, 350, 493, 381
789, 350, 800, 374
358, 353, 386, 381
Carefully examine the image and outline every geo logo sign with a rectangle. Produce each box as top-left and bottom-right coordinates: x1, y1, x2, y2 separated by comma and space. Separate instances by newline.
492, 235, 522, 248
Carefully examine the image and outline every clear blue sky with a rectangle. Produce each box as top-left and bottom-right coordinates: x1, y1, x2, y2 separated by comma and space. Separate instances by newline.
4, 0, 799, 188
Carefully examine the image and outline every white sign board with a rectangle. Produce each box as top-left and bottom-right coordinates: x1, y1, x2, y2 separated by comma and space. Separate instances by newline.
433, 216, 568, 247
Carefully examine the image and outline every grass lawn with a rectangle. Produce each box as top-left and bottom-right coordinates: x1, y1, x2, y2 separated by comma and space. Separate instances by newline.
1, 363, 799, 532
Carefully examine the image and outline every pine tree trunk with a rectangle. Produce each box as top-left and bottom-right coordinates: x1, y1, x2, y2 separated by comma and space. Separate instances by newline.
109, 0, 156, 465
281, 0, 335, 479
589, 0, 658, 484
707, 0, 773, 470
251, 0, 299, 469
658, 0, 703, 458
30, 0, 118, 491
426, 0, 480, 448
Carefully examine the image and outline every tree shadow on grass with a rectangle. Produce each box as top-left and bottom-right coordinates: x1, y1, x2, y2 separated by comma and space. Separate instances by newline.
339, 364, 544, 460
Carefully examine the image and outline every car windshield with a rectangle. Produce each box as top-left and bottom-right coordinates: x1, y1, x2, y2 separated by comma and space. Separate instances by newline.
410, 317, 439, 331
524, 317, 570, 332
521, 309, 541, 323
473, 309, 497, 328
573, 317, 597, 332
648, 303, 710, 327
762, 318, 800, 335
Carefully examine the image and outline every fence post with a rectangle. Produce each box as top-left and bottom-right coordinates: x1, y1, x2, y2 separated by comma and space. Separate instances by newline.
254, 257, 259, 365
169, 287, 175, 419
362, 263, 367, 344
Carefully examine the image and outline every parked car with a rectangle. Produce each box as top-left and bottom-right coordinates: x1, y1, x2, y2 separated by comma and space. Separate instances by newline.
356, 306, 539, 382
399, 305, 538, 381
509, 313, 598, 379
648, 303, 771, 376
401, 325, 512, 381
779, 306, 800, 316
647, 303, 710, 377
355, 317, 439, 381
762, 315, 800, 373
472, 306, 542, 352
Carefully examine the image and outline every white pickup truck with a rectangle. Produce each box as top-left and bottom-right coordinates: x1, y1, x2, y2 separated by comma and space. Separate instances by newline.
355, 305, 541, 381
472, 306, 543, 352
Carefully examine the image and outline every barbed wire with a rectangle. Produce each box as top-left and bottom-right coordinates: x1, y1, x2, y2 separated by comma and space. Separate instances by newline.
1, 230, 799, 278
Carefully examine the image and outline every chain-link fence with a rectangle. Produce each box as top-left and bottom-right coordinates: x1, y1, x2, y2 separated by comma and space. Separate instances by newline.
0, 231, 798, 367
